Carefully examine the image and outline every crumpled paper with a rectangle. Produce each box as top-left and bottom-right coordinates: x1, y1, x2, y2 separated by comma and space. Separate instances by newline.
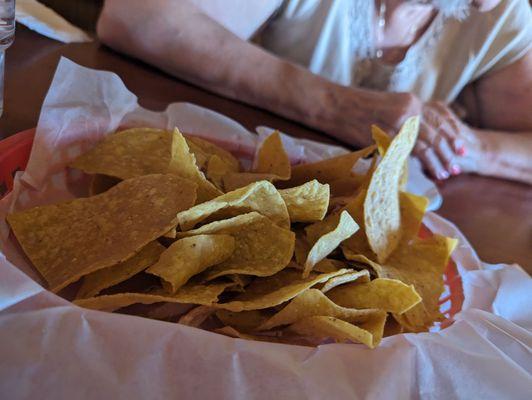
0, 58, 530, 399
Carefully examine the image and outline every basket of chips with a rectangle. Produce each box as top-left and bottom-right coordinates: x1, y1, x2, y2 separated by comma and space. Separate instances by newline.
2, 59, 529, 399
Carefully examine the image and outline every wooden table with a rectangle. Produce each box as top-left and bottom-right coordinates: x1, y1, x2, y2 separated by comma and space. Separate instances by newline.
3, 26, 531, 272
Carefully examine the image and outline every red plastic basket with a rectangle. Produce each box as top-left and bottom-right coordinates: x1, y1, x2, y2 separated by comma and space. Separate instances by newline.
0, 129, 463, 326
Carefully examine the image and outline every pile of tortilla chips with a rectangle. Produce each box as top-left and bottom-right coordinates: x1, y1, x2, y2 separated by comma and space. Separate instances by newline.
7, 118, 457, 348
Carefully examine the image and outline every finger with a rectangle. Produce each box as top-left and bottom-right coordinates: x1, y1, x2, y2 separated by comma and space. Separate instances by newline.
414, 141, 450, 180
434, 136, 461, 175
431, 102, 468, 153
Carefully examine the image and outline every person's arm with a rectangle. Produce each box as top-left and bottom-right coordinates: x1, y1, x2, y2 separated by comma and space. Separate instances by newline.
97, 0, 420, 147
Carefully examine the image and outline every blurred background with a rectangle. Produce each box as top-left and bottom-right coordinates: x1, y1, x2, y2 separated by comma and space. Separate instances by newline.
38, 0, 102, 31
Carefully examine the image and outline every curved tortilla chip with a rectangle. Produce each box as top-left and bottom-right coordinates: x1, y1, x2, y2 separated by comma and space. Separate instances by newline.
279, 180, 330, 223
303, 211, 359, 277
206, 155, 232, 190
89, 174, 121, 196
177, 180, 289, 231
223, 172, 277, 192
320, 270, 370, 293
215, 268, 350, 312
216, 310, 270, 332
282, 146, 376, 187
255, 131, 290, 179
258, 289, 385, 331
7, 174, 197, 292
288, 315, 383, 349
74, 281, 233, 312
326, 278, 421, 314
177, 212, 294, 280
77, 241, 166, 299
364, 117, 419, 263
371, 125, 408, 190
147, 234, 235, 292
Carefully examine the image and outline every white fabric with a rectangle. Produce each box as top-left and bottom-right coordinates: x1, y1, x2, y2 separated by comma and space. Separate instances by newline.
259, 0, 532, 102
15, 0, 91, 43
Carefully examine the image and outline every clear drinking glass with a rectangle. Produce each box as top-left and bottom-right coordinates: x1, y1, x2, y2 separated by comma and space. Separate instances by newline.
0, 0, 15, 117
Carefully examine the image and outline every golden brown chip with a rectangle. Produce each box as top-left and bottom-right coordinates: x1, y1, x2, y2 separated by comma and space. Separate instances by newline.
328, 176, 365, 197
177, 212, 294, 280
89, 174, 121, 196
254, 131, 291, 179
327, 278, 421, 314
147, 234, 235, 292
215, 268, 350, 312
364, 117, 419, 263
205, 155, 232, 190
340, 189, 375, 259
169, 128, 223, 203
74, 281, 233, 312
216, 310, 270, 332
288, 315, 384, 349
399, 192, 429, 244
185, 138, 210, 170
319, 270, 370, 293
7, 174, 197, 292
302, 211, 359, 277
77, 241, 166, 299
282, 146, 375, 187
371, 125, 409, 190
177, 180, 290, 231
258, 289, 385, 331
381, 235, 457, 331
70, 128, 175, 179
186, 135, 240, 172
279, 180, 330, 223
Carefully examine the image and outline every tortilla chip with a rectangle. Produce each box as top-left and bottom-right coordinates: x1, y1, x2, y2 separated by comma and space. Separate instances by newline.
77, 241, 166, 299
282, 146, 375, 187
320, 270, 370, 293
89, 174, 121, 196
216, 310, 270, 332
381, 234, 457, 331
364, 117, 419, 263
279, 180, 329, 222
206, 155, 232, 190
372, 125, 409, 190
177, 180, 290, 231
7, 174, 197, 292
399, 192, 428, 244
186, 135, 240, 172
184, 138, 210, 170
288, 315, 383, 348
258, 289, 385, 331
255, 131, 290, 179
223, 172, 277, 192
337, 190, 374, 258
70, 128, 175, 179
291, 258, 346, 274
177, 212, 294, 280
178, 305, 217, 327
327, 278, 421, 314
341, 250, 383, 277
328, 176, 365, 198
303, 211, 359, 277
74, 281, 232, 312
215, 268, 350, 312
147, 234, 235, 292
169, 128, 223, 203
225, 274, 252, 293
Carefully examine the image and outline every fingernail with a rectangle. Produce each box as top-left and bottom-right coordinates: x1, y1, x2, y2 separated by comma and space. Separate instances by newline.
438, 171, 450, 180
450, 165, 461, 175
456, 146, 467, 156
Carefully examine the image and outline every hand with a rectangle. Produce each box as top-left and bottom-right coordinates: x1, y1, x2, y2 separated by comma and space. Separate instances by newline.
413, 101, 475, 180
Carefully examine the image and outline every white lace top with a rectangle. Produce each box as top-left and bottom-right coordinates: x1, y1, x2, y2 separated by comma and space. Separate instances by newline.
257, 0, 532, 102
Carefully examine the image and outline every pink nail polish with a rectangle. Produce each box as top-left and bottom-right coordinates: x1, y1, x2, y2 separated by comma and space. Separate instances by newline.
456, 146, 467, 156
450, 165, 461, 175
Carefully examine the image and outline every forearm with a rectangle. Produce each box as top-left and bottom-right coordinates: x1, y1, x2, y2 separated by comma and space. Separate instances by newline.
98, 0, 412, 147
